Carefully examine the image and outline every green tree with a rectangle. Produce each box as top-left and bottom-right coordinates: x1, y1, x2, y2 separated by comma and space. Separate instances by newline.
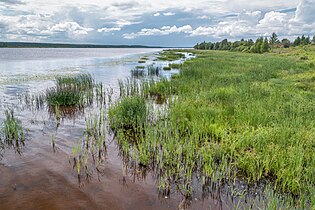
281, 39, 291, 48
270, 32, 278, 47
261, 37, 270, 53
293, 36, 301, 46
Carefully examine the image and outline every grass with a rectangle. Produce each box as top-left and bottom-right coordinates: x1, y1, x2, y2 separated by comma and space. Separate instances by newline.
147, 65, 161, 76
157, 50, 186, 61
108, 95, 147, 133
46, 73, 94, 107
1, 110, 25, 152
109, 49, 315, 208
163, 66, 171, 71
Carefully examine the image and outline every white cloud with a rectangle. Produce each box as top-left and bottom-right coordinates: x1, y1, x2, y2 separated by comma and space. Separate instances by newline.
123, 25, 193, 39
163, 12, 175, 16
0, 0, 314, 44
50, 21, 93, 36
97, 27, 121, 33
190, 21, 252, 37
115, 19, 140, 27
294, 0, 315, 24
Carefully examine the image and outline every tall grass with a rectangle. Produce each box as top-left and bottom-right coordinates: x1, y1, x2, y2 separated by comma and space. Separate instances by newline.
46, 73, 94, 107
0, 110, 25, 153
109, 50, 315, 208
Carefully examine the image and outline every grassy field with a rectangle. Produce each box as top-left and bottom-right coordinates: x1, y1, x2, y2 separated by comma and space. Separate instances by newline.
109, 48, 315, 208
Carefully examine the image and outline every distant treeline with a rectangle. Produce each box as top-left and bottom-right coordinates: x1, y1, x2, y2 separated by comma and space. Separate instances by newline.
0, 42, 162, 48
194, 33, 315, 53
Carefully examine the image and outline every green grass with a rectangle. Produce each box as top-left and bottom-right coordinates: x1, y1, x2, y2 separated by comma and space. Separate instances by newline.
1, 110, 25, 145
56, 73, 94, 91
147, 65, 161, 76
157, 50, 186, 61
108, 96, 147, 133
110, 49, 315, 208
46, 73, 94, 107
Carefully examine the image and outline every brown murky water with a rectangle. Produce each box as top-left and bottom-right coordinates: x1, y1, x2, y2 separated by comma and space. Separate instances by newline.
0, 48, 232, 210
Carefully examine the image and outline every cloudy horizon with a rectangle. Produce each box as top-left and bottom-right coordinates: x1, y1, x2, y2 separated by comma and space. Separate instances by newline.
0, 0, 314, 46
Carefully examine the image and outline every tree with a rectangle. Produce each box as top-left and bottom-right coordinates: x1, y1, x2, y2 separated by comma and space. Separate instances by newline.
281, 39, 291, 48
293, 36, 301, 46
312, 35, 315, 44
251, 37, 263, 53
261, 37, 270, 53
301, 35, 306, 45
305, 36, 311, 45
270, 32, 278, 46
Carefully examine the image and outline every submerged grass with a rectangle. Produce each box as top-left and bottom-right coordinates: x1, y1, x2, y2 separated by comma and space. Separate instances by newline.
109, 49, 315, 208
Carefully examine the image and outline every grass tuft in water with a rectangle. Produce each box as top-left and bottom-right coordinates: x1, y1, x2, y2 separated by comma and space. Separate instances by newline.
46, 73, 94, 107
1, 110, 25, 148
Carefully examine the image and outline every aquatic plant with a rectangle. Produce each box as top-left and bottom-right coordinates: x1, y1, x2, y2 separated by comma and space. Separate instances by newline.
157, 50, 186, 61
147, 65, 161, 76
46, 73, 94, 107
1, 110, 25, 146
108, 95, 147, 133
55, 73, 94, 91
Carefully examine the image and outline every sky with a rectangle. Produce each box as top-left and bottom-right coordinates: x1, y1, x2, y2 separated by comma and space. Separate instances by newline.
0, 0, 314, 46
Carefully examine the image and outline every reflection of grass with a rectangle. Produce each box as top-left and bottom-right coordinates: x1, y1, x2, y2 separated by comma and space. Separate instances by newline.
147, 65, 161, 76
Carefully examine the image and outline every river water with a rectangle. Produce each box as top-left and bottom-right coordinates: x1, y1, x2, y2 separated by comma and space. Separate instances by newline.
0, 48, 228, 210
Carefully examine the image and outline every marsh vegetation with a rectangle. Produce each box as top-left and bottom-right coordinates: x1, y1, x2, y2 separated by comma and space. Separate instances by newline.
1, 47, 313, 209
108, 48, 315, 209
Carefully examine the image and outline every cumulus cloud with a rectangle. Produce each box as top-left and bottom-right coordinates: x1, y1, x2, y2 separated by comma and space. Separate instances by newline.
123, 25, 193, 39
0, 0, 314, 45
50, 21, 93, 36
190, 21, 252, 37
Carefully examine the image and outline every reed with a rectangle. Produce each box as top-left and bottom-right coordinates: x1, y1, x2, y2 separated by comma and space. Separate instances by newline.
1, 110, 25, 146
46, 73, 94, 107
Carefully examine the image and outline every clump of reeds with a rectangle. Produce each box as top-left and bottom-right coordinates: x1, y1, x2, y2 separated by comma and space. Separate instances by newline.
147, 65, 161, 76
56, 73, 94, 91
46, 73, 94, 107
108, 96, 147, 133
1, 110, 25, 145
131, 68, 145, 78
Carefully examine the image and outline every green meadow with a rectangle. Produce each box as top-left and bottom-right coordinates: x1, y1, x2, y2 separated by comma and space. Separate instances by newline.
109, 48, 315, 208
